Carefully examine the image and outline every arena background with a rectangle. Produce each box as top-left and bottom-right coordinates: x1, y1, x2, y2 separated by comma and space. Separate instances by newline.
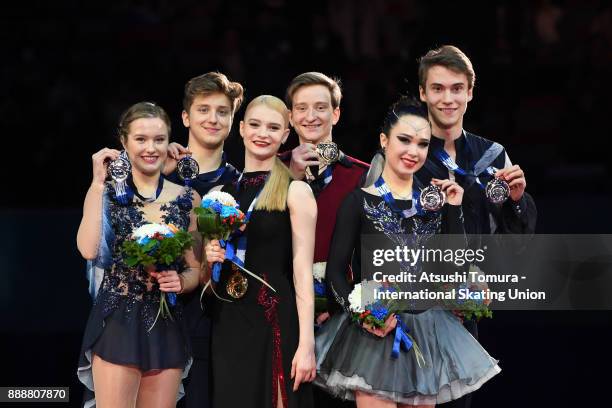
1, 0, 611, 406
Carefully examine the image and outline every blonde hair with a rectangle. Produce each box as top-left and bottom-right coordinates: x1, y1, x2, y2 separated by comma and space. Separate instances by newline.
244, 95, 293, 211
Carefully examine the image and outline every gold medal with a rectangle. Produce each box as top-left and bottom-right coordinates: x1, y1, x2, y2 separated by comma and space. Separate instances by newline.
226, 264, 248, 299
316, 142, 340, 164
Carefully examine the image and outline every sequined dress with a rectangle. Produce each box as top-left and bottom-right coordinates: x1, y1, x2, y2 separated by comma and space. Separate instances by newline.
77, 179, 195, 408
210, 172, 313, 408
314, 189, 501, 405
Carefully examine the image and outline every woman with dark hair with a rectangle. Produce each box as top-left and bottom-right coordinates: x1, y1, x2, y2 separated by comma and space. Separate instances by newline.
76, 102, 202, 408
314, 96, 500, 407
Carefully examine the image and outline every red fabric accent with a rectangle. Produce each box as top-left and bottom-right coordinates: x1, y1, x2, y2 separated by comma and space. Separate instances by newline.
278, 151, 367, 284
257, 275, 288, 408
314, 157, 367, 262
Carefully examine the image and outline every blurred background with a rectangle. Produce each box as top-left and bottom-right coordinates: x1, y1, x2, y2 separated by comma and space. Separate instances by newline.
1, 0, 611, 406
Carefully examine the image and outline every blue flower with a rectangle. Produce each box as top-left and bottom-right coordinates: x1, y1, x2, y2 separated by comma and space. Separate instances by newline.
213, 202, 224, 213
369, 304, 389, 321
221, 206, 239, 218
138, 236, 151, 245
201, 198, 213, 208
314, 281, 326, 296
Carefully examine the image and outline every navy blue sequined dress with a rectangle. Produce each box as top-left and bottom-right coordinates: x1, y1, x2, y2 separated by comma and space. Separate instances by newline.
78, 179, 195, 408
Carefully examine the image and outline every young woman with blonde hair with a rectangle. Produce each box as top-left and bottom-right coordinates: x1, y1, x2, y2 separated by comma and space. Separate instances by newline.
205, 95, 317, 408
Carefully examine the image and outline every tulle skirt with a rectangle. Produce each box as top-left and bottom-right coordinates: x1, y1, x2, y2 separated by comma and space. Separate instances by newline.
315, 308, 500, 405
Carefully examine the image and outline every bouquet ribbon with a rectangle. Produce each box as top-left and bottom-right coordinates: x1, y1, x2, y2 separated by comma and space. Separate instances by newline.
391, 315, 426, 367
391, 320, 413, 358
210, 239, 276, 292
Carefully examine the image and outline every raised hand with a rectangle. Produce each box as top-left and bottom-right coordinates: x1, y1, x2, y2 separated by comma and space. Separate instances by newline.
495, 165, 526, 202
91, 148, 121, 187
431, 178, 464, 206
163, 142, 192, 175
289, 143, 320, 180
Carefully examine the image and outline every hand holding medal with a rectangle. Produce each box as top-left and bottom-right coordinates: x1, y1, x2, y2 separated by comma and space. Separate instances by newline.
177, 154, 200, 185
315, 141, 340, 164
91, 147, 122, 187
289, 143, 321, 180
419, 185, 446, 212
429, 178, 464, 207
107, 150, 132, 204
492, 165, 526, 203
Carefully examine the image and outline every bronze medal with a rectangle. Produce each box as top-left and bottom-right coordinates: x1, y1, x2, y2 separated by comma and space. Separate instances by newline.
226, 264, 248, 299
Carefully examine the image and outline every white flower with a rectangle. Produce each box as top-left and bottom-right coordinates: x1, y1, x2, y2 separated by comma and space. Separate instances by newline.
348, 283, 364, 313
348, 280, 380, 313
313, 262, 326, 282
202, 191, 238, 207
468, 263, 489, 292
132, 223, 172, 243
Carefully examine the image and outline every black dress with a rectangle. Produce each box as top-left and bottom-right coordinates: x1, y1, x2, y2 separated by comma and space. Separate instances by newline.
77, 179, 194, 408
210, 172, 313, 408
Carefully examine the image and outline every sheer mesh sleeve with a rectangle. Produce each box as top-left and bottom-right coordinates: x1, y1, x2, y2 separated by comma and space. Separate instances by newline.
326, 190, 363, 313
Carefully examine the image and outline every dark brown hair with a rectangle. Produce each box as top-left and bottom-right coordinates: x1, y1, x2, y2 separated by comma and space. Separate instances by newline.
183, 72, 244, 113
418, 45, 476, 90
285, 72, 342, 109
117, 101, 171, 142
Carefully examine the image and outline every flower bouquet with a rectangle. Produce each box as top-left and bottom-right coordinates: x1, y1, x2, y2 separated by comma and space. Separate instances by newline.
439, 264, 493, 322
122, 223, 194, 330
348, 280, 426, 367
194, 191, 275, 303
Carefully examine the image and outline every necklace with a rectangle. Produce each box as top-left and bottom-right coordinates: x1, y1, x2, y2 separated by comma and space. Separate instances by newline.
385, 185, 412, 200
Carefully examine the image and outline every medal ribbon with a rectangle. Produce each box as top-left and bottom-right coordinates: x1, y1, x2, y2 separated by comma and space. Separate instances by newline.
182, 152, 230, 187
125, 175, 165, 203
199, 152, 230, 183
433, 137, 504, 190
309, 163, 334, 197
374, 175, 421, 218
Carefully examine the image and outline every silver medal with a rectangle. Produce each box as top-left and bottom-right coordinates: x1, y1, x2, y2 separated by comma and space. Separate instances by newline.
420, 185, 446, 212
108, 152, 131, 203
177, 155, 200, 182
107, 155, 131, 183
486, 178, 510, 204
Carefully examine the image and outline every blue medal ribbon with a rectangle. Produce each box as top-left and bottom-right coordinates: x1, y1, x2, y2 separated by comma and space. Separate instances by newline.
433, 136, 503, 191
123, 175, 165, 203
308, 164, 334, 196
199, 152, 230, 184
374, 175, 421, 218
433, 149, 468, 176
